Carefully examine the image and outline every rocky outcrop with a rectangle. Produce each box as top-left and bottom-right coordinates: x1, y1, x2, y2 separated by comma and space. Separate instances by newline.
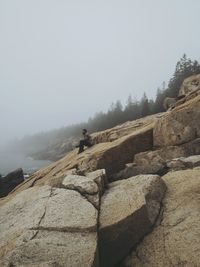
110, 145, 190, 181
154, 94, 200, 147
0, 170, 168, 267
182, 137, 200, 155
163, 97, 176, 110
0, 170, 107, 267
91, 114, 163, 144
122, 168, 200, 267
62, 169, 107, 209
1, 75, 200, 267
166, 154, 200, 170
1, 114, 162, 203
0, 168, 24, 198
99, 175, 166, 267
32, 114, 162, 162
179, 73, 200, 97
110, 163, 165, 181
134, 146, 187, 166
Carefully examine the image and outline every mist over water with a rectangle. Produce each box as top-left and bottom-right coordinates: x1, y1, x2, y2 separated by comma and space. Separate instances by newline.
0, 149, 51, 176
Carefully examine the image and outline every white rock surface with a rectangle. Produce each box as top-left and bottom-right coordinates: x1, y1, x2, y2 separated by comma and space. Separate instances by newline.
62, 174, 99, 195
123, 168, 200, 267
99, 175, 166, 267
0, 185, 98, 267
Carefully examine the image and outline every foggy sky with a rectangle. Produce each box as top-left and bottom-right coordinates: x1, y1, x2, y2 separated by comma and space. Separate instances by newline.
1, 0, 200, 145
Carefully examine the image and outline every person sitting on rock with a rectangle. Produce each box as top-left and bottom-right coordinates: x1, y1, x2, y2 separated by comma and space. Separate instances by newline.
77, 129, 93, 154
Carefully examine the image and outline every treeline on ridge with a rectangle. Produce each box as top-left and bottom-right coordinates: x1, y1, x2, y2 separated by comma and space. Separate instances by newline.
9, 54, 200, 155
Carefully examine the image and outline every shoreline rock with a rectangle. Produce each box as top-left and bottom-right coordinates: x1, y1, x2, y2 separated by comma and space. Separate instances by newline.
0, 168, 24, 198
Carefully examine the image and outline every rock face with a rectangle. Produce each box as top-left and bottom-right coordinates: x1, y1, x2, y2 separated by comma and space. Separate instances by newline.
166, 154, 200, 170
179, 74, 200, 97
91, 114, 162, 144
0, 170, 107, 267
61, 169, 107, 209
182, 138, 200, 155
32, 114, 162, 162
0, 168, 24, 198
134, 146, 187, 166
122, 168, 200, 267
99, 175, 166, 267
1, 75, 200, 267
2, 114, 162, 201
163, 97, 176, 110
110, 145, 189, 181
111, 163, 165, 181
154, 94, 200, 147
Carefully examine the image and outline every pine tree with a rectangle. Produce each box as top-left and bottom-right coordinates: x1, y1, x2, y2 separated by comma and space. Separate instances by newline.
153, 87, 166, 113
141, 93, 150, 117
167, 54, 200, 97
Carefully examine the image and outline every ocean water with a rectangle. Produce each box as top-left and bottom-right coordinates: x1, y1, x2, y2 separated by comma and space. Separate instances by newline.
0, 150, 52, 176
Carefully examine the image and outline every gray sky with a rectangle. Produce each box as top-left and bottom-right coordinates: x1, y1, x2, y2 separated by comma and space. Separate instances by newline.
0, 0, 200, 144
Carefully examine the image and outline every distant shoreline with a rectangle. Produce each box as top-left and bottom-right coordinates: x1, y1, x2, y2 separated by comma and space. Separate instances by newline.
0, 151, 52, 177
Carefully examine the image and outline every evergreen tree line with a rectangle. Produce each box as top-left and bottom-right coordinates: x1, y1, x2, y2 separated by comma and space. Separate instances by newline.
77, 54, 200, 132
9, 54, 200, 155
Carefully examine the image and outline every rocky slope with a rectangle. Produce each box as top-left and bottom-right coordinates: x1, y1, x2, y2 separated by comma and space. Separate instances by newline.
0, 75, 200, 266
122, 168, 200, 267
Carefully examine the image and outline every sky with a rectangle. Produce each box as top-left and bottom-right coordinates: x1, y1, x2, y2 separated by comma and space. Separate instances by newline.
0, 0, 200, 145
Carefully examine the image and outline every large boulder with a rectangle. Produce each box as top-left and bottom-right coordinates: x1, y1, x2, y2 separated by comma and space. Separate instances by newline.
110, 146, 188, 181
179, 74, 200, 97
0, 168, 24, 198
154, 94, 200, 147
166, 154, 200, 170
134, 146, 187, 166
99, 175, 166, 267
182, 138, 200, 155
163, 97, 176, 110
110, 163, 165, 181
91, 113, 163, 144
61, 169, 107, 209
0, 170, 107, 267
122, 168, 200, 267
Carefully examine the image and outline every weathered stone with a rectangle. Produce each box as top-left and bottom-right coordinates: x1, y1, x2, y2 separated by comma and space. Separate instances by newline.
182, 138, 200, 155
167, 155, 200, 170
62, 174, 104, 209
40, 188, 97, 231
166, 158, 185, 170
99, 175, 166, 267
0, 231, 98, 267
0, 185, 98, 267
86, 169, 108, 192
86, 169, 108, 206
4, 121, 158, 200
110, 146, 188, 181
122, 168, 200, 267
0, 168, 24, 198
62, 175, 99, 195
163, 97, 176, 110
179, 74, 200, 97
78, 126, 154, 177
134, 146, 187, 166
91, 113, 163, 144
110, 163, 165, 181
154, 94, 200, 147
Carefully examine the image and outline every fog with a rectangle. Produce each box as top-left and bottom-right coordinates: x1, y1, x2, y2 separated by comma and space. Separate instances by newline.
1, 0, 200, 146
